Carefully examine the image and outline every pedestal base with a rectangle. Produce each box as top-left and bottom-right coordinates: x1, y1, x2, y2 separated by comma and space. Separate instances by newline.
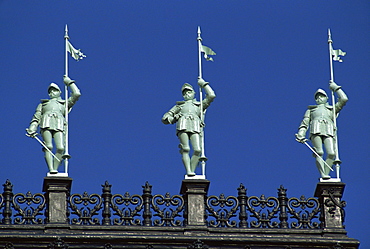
320, 177, 341, 182
47, 172, 69, 177
180, 179, 210, 227
43, 176, 73, 224
184, 174, 206, 180
314, 181, 346, 230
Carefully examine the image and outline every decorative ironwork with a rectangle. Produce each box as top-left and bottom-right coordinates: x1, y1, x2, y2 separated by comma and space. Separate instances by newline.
247, 194, 279, 228
12, 191, 46, 224
325, 187, 346, 225
152, 192, 184, 226
111, 191, 143, 225
237, 183, 248, 228
142, 181, 153, 226
206, 193, 239, 227
1, 180, 13, 225
287, 195, 320, 229
69, 192, 102, 225
277, 185, 289, 228
0, 180, 347, 232
101, 181, 112, 225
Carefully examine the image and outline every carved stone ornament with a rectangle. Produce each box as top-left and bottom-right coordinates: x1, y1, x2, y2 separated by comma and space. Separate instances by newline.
188, 239, 209, 249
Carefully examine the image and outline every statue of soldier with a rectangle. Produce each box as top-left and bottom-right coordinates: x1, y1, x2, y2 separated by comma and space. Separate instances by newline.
26, 76, 81, 174
295, 81, 348, 179
162, 77, 216, 176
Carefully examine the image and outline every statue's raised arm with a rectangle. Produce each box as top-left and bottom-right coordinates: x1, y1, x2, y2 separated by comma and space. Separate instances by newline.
198, 77, 216, 110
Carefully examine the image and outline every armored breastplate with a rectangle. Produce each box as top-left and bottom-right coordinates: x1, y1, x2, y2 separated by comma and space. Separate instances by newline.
180, 101, 200, 118
43, 99, 63, 115
311, 104, 332, 122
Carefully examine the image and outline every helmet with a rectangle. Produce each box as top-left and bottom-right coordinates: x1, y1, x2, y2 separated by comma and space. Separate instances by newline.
314, 88, 327, 98
48, 83, 61, 93
181, 83, 193, 94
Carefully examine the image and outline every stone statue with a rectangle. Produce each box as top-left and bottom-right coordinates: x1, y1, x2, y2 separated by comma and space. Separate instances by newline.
26, 76, 81, 174
295, 81, 348, 179
162, 77, 216, 176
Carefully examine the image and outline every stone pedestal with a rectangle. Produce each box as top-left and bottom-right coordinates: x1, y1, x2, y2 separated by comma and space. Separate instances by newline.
180, 179, 210, 227
43, 176, 73, 224
314, 182, 346, 233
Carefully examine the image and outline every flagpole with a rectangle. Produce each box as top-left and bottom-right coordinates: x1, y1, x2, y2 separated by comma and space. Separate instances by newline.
197, 26, 207, 177
197, 26, 203, 80
63, 24, 71, 175
328, 29, 341, 179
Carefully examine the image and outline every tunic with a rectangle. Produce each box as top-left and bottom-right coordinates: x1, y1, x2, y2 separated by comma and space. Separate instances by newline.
162, 85, 216, 135
30, 89, 80, 132
298, 88, 348, 138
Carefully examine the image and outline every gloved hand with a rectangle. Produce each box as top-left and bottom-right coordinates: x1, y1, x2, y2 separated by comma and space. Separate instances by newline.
26, 128, 37, 138
64, 75, 75, 86
329, 80, 341, 92
198, 77, 209, 88
295, 133, 307, 143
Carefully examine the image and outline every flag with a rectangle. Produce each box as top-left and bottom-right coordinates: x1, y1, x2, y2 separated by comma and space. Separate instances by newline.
67, 40, 86, 61
330, 44, 346, 62
200, 43, 216, 61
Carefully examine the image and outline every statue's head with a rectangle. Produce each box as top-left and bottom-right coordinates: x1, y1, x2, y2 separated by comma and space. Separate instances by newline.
181, 83, 195, 100
48, 83, 61, 99
314, 89, 328, 105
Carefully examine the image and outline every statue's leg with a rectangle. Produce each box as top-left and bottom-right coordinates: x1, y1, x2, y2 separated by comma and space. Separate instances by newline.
189, 133, 201, 173
323, 137, 335, 176
178, 132, 194, 176
41, 130, 55, 173
311, 135, 329, 179
53, 131, 65, 172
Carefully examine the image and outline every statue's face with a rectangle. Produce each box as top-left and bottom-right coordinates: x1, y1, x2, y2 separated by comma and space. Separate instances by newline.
183, 90, 195, 100
315, 93, 328, 105
48, 88, 61, 99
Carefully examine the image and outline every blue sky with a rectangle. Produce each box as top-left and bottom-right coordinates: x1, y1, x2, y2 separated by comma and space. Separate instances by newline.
1, 1, 369, 247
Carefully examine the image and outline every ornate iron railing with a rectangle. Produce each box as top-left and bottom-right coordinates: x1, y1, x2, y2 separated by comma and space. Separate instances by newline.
69, 191, 102, 225
0, 179, 322, 228
204, 184, 320, 229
